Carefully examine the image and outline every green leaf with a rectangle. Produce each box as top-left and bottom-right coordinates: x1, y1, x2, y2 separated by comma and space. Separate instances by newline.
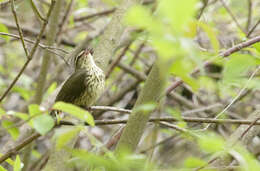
2, 120, 19, 140
14, 155, 21, 171
56, 127, 83, 150
74, 31, 88, 42
0, 108, 5, 118
101, 0, 118, 6
78, 0, 88, 7
53, 102, 94, 126
198, 76, 217, 92
68, 15, 74, 28
196, 21, 219, 53
151, 38, 176, 59
158, 0, 197, 32
0, 153, 14, 166
125, 5, 162, 34
166, 107, 182, 120
0, 165, 7, 171
253, 42, 260, 53
13, 86, 33, 101
13, 112, 29, 121
222, 54, 256, 85
33, 114, 54, 135
28, 104, 42, 117
171, 59, 199, 91
185, 157, 206, 168
234, 145, 260, 171
46, 82, 57, 95
32, 150, 41, 159
198, 132, 225, 153
0, 23, 10, 42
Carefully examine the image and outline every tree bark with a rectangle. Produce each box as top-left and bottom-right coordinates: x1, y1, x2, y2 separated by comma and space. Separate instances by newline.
116, 60, 171, 152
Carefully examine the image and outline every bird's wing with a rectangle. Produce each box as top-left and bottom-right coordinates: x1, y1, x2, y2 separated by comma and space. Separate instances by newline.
55, 70, 87, 103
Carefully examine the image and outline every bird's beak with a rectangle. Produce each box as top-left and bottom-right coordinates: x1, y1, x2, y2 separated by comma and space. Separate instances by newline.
84, 49, 90, 56
84, 48, 94, 56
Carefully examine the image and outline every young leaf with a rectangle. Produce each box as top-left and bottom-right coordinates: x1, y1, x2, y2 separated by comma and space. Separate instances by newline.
12, 86, 33, 101
33, 114, 55, 135
13, 112, 29, 121
222, 54, 256, 85
53, 102, 94, 126
196, 21, 219, 53
171, 58, 199, 91
234, 145, 260, 171
14, 155, 22, 171
124, 5, 158, 33
0, 23, 9, 42
0, 154, 14, 166
185, 157, 206, 168
198, 132, 225, 153
2, 121, 19, 140
0, 108, 5, 118
0, 165, 7, 171
46, 82, 57, 96
56, 126, 83, 150
28, 104, 42, 117
158, 0, 197, 32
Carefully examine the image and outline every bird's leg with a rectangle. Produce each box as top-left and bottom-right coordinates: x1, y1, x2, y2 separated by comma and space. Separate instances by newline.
79, 105, 91, 111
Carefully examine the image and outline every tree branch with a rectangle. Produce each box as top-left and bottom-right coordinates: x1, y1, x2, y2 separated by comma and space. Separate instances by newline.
0, 0, 56, 103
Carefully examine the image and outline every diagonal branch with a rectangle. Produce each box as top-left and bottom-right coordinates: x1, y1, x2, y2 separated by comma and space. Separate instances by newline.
166, 35, 260, 94
0, 0, 56, 103
11, 0, 29, 57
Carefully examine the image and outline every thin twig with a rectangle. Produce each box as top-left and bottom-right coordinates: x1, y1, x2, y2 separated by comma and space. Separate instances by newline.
103, 40, 146, 99
11, 0, 29, 57
246, 0, 252, 32
159, 122, 198, 138
0, 32, 68, 61
0, 132, 41, 164
239, 117, 260, 140
2, 115, 260, 164
59, 117, 260, 126
219, 0, 246, 34
57, 0, 74, 43
74, 8, 116, 22
106, 40, 133, 78
30, 0, 45, 21
201, 66, 260, 131
0, 0, 21, 9
74, 0, 154, 22
220, 35, 260, 57
247, 19, 260, 37
117, 62, 147, 81
105, 126, 124, 150
0, 0, 56, 103
0, 19, 76, 47
89, 106, 132, 114
140, 135, 177, 153
196, 0, 208, 19
166, 35, 260, 94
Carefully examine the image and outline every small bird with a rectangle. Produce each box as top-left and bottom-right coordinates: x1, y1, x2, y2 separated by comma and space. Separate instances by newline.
51, 48, 105, 115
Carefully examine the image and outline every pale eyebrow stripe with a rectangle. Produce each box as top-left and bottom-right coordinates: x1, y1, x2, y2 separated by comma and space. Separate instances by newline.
75, 50, 84, 66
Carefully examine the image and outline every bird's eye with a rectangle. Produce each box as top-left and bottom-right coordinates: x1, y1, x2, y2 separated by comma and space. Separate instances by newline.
74, 50, 84, 66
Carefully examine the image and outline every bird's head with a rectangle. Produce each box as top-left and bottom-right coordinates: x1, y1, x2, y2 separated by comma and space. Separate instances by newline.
74, 48, 95, 70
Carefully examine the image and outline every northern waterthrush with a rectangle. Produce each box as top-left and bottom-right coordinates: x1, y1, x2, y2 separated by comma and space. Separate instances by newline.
52, 48, 105, 115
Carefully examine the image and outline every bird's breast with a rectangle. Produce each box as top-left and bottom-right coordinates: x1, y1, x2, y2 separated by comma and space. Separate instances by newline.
74, 69, 105, 107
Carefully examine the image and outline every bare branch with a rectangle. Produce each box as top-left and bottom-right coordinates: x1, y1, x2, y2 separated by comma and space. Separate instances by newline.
0, 0, 56, 103
11, 0, 29, 57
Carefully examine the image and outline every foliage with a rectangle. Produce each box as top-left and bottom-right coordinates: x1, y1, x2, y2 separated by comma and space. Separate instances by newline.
1, 0, 260, 170
53, 102, 95, 126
